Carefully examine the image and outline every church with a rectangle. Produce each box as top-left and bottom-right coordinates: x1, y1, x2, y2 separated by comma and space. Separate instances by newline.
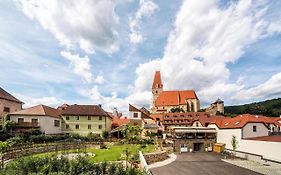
151, 71, 200, 114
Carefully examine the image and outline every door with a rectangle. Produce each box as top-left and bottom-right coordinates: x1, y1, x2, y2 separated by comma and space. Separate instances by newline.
193, 143, 204, 151
180, 144, 188, 153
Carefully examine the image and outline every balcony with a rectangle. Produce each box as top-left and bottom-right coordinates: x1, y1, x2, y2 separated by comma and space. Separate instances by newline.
16, 122, 39, 128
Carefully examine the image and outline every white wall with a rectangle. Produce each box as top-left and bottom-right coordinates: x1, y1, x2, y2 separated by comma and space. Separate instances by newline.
128, 111, 141, 120
242, 123, 268, 138
208, 124, 242, 149
238, 139, 281, 163
10, 115, 61, 134
208, 124, 281, 163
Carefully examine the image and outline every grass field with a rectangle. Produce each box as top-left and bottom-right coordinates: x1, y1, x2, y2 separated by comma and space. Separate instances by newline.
27, 144, 156, 162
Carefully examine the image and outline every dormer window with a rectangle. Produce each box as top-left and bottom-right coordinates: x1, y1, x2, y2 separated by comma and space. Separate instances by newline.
225, 122, 229, 126
235, 121, 240, 125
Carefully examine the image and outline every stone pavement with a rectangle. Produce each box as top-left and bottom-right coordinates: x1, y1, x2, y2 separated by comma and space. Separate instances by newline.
223, 159, 281, 175
148, 153, 177, 169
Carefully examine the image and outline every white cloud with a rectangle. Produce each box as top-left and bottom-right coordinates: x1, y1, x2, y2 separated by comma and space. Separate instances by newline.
94, 75, 106, 85
15, 94, 62, 108
129, 0, 281, 106
61, 51, 92, 83
129, 0, 158, 44
232, 72, 281, 101
16, 0, 119, 54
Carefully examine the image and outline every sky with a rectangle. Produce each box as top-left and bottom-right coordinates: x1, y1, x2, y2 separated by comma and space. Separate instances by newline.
1, 0, 281, 113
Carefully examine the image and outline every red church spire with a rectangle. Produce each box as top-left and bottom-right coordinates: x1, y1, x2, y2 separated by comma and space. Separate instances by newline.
152, 71, 163, 89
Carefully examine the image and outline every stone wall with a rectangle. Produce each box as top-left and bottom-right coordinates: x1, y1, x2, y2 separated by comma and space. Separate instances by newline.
143, 151, 168, 165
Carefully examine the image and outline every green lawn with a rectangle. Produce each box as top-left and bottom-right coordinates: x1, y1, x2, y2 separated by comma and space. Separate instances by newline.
25, 144, 156, 162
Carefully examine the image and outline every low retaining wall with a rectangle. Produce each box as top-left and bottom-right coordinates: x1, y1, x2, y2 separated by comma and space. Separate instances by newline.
143, 151, 169, 165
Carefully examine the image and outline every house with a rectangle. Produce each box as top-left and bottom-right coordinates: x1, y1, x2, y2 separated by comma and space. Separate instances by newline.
151, 71, 200, 114
0, 87, 23, 125
208, 114, 281, 165
110, 104, 159, 138
60, 104, 112, 136
9, 105, 61, 134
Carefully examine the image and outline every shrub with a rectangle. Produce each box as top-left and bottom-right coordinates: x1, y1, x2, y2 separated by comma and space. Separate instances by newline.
101, 131, 109, 139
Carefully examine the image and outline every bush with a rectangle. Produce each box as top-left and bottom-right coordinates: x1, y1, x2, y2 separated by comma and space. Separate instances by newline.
101, 131, 109, 139
2, 155, 145, 175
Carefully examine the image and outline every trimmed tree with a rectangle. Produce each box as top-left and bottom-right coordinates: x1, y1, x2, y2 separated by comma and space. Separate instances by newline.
231, 135, 238, 159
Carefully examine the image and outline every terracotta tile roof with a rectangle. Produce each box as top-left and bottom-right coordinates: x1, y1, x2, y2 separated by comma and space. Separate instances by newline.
162, 112, 222, 126
210, 114, 280, 129
155, 90, 198, 107
152, 71, 163, 89
61, 104, 108, 116
246, 136, 281, 142
0, 87, 23, 104
150, 113, 164, 121
9, 104, 60, 118
112, 116, 130, 127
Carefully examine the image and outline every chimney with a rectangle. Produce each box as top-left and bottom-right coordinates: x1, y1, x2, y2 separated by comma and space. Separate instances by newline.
98, 104, 102, 108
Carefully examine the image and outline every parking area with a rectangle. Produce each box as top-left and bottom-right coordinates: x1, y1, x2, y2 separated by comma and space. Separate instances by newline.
150, 152, 261, 175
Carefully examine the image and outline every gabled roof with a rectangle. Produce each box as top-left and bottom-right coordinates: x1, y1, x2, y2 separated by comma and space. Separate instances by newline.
61, 104, 108, 116
129, 104, 154, 120
155, 90, 198, 107
10, 105, 60, 118
152, 71, 163, 89
0, 87, 23, 104
210, 114, 275, 129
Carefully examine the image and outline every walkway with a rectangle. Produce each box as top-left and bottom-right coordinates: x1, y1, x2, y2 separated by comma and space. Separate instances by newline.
223, 159, 281, 175
150, 152, 261, 175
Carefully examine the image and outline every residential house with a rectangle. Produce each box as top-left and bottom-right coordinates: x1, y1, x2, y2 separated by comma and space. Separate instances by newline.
151, 71, 200, 114
9, 105, 61, 134
0, 87, 23, 125
61, 104, 112, 136
208, 114, 281, 165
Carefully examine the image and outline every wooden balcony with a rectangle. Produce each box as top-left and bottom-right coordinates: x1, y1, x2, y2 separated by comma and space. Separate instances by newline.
16, 122, 39, 128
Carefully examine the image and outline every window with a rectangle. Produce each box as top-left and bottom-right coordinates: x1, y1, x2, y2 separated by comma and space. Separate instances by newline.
3, 107, 10, 113
54, 120, 60, 127
98, 125, 102, 129
66, 116, 69, 120
99, 116, 103, 120
31, 118, 38, 124
133, 113, 138, 118
75, 124, 79, 129
253, 125, 257, 132
235, 121, 240, 125
88, 124, 92, 129
74, 116, 79, 120
65, 124, 69, 129
224, 122, 229, 126
18, 118, 24, 124
196, 122, 199, 127
88, 116, 91, 120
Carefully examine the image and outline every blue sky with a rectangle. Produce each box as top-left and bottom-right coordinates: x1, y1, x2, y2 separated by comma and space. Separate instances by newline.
1, 0, 281, 112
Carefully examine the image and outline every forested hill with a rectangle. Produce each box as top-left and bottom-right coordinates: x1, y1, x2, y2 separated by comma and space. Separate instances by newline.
225, 98, 281, 117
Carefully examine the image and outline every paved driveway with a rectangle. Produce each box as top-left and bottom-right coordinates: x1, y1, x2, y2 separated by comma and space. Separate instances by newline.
150, 152, 261, 175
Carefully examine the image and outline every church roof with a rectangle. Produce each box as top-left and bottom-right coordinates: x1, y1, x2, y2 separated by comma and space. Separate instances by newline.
152, 71, 163, 89
155, 90, 198, 107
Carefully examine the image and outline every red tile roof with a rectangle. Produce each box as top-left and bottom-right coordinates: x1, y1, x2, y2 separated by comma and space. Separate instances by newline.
0, 87, 23, 104
152, 71, 163, 89
246, 136, 281, 142
112, 116, 130, 127
155, 90, 198, 107
210, 114, 280, 129
10, 104, 60, 118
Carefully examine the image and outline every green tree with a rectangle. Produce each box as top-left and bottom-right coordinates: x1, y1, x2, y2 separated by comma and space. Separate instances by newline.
231, 135, 238, 158
121, 125, 142, 144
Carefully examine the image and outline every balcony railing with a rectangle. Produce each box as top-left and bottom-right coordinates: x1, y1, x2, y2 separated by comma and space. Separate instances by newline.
16, 122, 39, 128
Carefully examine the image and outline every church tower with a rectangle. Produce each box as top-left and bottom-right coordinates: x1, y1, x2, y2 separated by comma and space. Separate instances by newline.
151, 71, 163, 112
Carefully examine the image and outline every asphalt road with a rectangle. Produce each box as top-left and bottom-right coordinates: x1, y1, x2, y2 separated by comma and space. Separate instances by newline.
150, 152, 261, 175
